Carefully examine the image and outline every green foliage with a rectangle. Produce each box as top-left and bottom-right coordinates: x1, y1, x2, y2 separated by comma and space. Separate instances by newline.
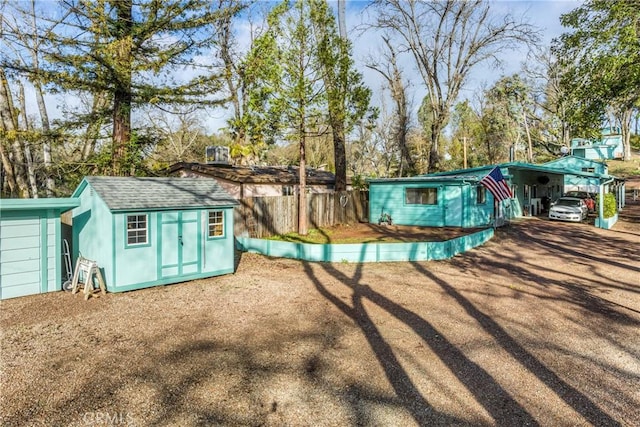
351, 174, 367, 191
602, 192, 617, 219
556, 0, 640, 156
4, 0, 236, 176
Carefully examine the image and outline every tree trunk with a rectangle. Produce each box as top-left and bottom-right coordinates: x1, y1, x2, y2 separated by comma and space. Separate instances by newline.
337, 0, 347, 39
524, 110, 533, 163
620, 107, 632, 161
111, 0, 133, 176
82, 92, 109, 160
299, 124, 308, 236
18, 82, 38, 198
0, 69, 29, 197
31, 46, 55, 196
331, 117, 347, 191
112, 88, 131, 175
428, 123, 441, 173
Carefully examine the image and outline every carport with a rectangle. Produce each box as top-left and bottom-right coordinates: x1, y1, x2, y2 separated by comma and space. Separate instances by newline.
425, 161, 625, 227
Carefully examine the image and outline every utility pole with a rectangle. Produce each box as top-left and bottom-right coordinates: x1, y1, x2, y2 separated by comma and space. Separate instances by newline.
463, 136, 468, 169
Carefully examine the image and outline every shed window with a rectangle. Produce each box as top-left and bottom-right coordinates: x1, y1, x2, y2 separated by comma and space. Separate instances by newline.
208, 210, 224, 238
406, 188, 438, 205
476, 186, 486, 204
127, 215, 148, 245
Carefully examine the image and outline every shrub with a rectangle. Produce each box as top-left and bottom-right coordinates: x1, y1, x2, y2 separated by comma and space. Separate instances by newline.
602, 193, 617, 218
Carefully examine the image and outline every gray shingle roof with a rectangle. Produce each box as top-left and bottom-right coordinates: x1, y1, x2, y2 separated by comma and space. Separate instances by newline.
83, 176, 239, 211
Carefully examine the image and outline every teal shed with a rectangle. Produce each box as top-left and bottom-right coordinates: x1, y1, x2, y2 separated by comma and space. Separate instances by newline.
368, 175, 496, 228
72, 177, 239, 293
1, 198, 79, 299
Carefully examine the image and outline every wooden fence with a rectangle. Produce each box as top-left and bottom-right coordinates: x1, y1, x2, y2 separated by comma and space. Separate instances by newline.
233, 190, 369, 238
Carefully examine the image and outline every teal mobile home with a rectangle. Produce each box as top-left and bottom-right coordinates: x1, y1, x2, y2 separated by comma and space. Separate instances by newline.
369, 161, 625, 229
1, 198, 79, 299
72, 177, 239, 293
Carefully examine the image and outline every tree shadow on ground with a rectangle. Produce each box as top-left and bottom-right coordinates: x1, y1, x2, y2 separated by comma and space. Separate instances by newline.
411, 262, 622, 427
304, 259, 539, 426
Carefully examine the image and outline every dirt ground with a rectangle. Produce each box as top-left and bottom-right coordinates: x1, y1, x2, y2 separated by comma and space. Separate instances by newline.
1, 202, 639, 426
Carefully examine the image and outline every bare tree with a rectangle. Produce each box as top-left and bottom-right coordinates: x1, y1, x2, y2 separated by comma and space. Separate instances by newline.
145, 109, 208, 166
366, 36, 415, 176
1, 0, 66, 195
371, 0, 538, 172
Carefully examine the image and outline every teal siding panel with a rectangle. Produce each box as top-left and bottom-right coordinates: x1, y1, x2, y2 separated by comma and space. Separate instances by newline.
1, 235, 40, 251
371, 183, 460, 227
46, 233, 57, 292
444, 185, 463, 226
1, 221, 40, 238
1, 283, 41, 300
2, 259, 40, 275
2, 247, 39, 263
0, 217, 42, 299
237, 229, 494, 263
181, 212, 200, 276
105, 268, 235, 293
114, 213, 158, 288
73, 185, 115, 287
203, 208, 235, 273
1, 270, 40, 287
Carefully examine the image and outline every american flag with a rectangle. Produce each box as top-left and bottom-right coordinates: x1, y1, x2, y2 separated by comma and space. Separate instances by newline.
480, 167, 512, 202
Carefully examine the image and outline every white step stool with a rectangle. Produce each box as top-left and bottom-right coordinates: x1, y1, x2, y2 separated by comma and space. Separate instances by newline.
71, 257, 107, 300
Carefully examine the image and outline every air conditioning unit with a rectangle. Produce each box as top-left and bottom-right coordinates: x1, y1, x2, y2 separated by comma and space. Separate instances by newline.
205, 146, 230, 165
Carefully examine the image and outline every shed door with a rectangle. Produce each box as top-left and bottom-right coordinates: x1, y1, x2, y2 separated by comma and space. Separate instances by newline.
444, 186, 463, 227
1, 217, 42, 299
160, 211, 200, 278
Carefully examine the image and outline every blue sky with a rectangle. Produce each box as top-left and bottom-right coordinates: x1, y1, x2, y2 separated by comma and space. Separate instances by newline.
208, 0, 584, 133
11, 0, 584, 134
342, 0, 583, 121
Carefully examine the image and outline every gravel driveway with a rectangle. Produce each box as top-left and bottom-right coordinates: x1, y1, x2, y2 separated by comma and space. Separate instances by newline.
1, 204, 639, 426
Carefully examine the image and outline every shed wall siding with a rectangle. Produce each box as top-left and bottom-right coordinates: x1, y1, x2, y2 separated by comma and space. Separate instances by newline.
0, 216, 41, 299
104, 208, 235, 291
73, 186, 114, 286
0, 211, 66, 299
202, 207, 236, 274
370, 183, 446, 227
46, 217, 58, 292
370, 181, 500, 228
112, 212, 159, 288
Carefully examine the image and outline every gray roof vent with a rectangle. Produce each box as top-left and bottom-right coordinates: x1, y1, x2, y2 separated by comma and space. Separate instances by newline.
205, 146, 230, 165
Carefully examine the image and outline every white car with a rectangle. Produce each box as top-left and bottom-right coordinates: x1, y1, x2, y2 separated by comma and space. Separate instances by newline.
548, 197, 588, 222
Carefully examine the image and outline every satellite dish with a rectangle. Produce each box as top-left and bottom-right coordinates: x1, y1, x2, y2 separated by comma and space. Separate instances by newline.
560, 146, 569, 155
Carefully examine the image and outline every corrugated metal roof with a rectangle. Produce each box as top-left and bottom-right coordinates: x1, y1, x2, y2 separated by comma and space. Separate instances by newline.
80, 176, 239, 212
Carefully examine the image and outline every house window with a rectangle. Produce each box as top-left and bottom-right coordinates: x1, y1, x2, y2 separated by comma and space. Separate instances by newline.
127, 215, 148, 245
208, 210, 224, 238
476, 186, 486, 204
282, 185, 294, 196
582, 167, 595, 173
405, 188, 438, 205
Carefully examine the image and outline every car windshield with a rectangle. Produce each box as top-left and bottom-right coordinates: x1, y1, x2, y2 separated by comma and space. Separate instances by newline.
556, 199, 581, 207
566, 192, 588, 198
